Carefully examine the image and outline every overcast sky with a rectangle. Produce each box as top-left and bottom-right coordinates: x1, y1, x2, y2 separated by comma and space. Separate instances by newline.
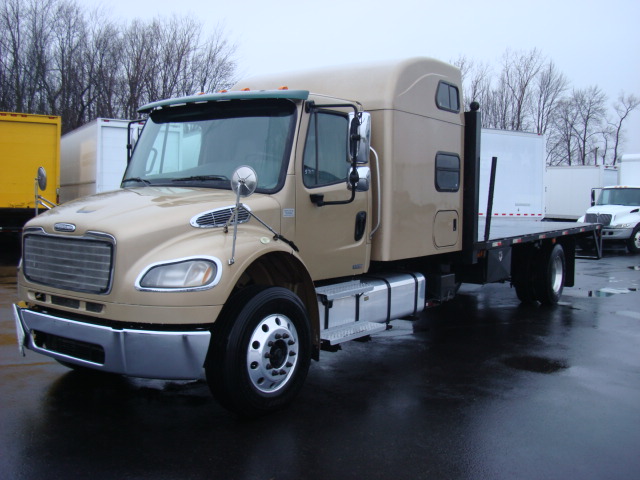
85, 0, 640, 154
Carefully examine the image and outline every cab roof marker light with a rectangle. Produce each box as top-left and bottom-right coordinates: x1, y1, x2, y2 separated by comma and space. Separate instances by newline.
278, 86, 289, 90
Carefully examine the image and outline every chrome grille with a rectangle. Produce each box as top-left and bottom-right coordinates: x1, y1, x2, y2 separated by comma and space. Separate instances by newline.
23, 234, 113, 294
190, 205, 251, 228
585, 213, 612, 226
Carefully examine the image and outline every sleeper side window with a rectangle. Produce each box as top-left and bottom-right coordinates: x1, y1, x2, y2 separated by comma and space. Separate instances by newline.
436, 81, 460, 113
435, 152, 460, 192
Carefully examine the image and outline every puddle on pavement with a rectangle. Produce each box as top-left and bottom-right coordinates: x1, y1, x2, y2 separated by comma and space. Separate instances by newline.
502, 355, 568, 374
588, 287, 637, 297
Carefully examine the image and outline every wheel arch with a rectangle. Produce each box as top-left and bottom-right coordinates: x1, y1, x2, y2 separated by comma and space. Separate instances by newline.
229, 251, 320, 359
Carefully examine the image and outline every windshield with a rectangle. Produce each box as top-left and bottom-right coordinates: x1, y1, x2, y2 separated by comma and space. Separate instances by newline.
596, 188, 640, 206
123, 99, 297, 192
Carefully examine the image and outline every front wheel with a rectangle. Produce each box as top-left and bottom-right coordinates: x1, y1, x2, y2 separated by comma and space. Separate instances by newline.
627, 225, 640, 254
206, 286, 312, 416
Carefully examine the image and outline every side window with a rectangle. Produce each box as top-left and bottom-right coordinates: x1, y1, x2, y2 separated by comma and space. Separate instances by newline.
435, 152, 460, 192
303, 112, 349, 188
436, 81, 460, 113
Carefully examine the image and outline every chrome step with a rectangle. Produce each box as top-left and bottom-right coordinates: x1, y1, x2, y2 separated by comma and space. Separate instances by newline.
320, 321, 387, 345
316, 280, 374, 301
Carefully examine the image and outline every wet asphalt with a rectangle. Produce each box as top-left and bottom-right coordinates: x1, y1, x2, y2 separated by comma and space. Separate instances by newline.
1, 237, 639, 480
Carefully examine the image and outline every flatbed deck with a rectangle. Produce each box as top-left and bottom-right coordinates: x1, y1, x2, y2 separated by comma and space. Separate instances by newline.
475, 218, 601, 252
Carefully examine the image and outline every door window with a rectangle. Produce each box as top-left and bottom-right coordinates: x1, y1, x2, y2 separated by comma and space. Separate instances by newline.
303, 112, 349, 188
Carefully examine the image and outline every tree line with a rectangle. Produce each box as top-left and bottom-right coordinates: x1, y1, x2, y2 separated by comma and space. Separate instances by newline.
0, 0, 237, 133
2, 0, 637, 165
455, 49, 638, 166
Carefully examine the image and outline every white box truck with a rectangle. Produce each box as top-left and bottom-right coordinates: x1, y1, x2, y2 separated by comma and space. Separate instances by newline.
479, 129, 545, 219
545, 165, 618, 221
579, 154, 640, 253
59, 118, 143, 203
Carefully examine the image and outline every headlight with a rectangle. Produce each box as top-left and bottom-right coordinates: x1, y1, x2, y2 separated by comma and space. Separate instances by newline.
614, 223, 633, 229
136, 257, 222, 291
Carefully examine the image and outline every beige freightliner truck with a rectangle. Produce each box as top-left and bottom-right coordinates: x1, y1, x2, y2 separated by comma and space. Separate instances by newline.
13, 58, 601, 415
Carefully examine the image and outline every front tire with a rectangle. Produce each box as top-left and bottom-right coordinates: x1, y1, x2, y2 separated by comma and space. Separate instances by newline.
627, 225, 640, 254
206, 286, 312, 416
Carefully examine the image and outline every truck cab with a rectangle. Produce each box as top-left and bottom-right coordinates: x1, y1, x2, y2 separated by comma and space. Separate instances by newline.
579, 185, 640, 253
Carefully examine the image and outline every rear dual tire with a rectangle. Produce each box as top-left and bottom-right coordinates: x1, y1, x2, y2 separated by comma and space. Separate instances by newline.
514, 243, 565, 305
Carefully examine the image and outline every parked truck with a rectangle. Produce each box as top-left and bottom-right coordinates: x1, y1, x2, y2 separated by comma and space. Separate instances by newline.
546, 165, 618, 221
0, 112, 60, 232
13, 58, 601, 415
480, 129, 545, 219
60, 118, 144, 203
578, 154, 640, 253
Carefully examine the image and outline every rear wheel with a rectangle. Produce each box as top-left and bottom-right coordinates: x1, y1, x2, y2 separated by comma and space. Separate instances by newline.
513, 246, 537, 303
206, 286, 312, 416
627, 225, 640, 254
534, 244, 565, 305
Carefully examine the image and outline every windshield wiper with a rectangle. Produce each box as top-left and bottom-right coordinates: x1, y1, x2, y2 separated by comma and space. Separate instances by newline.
171, 175, 229, 182
122, 177, 152, 185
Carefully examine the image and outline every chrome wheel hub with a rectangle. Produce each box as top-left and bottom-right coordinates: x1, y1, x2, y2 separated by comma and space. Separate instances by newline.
246, 314, 298, 394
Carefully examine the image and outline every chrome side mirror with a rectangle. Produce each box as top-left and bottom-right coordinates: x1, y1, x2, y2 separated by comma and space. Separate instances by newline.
347, 166, 371, 192
37, 166, 47, 191
348, 112, 372, 164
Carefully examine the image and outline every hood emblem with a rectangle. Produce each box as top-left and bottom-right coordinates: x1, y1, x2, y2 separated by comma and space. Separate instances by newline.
54, 222, 76, 233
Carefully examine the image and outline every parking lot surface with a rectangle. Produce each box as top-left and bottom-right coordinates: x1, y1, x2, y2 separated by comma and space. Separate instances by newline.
1, 246, 639, 480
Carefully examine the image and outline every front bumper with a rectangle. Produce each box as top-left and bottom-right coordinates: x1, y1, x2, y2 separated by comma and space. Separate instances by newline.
601, 227, 633, 241
13, 305, 211, 380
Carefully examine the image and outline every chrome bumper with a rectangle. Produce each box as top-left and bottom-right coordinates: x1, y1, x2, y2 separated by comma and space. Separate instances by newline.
601, 227, 633, 240
13, 304, 211, 380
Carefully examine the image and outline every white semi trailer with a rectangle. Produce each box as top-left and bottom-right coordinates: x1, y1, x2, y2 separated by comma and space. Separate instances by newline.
60, 118, 143, 203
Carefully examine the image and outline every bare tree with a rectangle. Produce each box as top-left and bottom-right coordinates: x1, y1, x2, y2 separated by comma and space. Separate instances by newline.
548, 98, 578, 165
501, 48, 544, 131
531, 60, 568, 135
572, 86, 607, 165
48, 0, 89, 131
84, 11, 123, 119
191, 24, 237, 93
609, 92, 640, 164
452, 55, 491, 110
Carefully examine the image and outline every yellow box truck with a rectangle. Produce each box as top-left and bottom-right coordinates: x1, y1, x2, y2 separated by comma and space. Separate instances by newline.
0, 112, 61, 232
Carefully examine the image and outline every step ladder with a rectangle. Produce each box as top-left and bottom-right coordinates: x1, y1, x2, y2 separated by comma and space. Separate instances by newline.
316, 280, 386, 346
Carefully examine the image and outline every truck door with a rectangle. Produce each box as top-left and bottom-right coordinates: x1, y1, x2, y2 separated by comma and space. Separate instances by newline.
294, 109, 370, 280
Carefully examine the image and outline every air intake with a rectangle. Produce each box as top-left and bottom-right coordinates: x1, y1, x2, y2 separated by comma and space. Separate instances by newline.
190, 205, 251, 228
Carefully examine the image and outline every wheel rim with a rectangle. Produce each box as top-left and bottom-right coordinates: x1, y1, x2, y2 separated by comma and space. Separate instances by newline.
633, 230, 640, 249
246, 314, 299, 394
550, 254, 564, 294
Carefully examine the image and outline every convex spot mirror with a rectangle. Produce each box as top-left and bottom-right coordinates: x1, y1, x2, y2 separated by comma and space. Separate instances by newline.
348, 112, 372, 164
347, 166, 371, 192
231, 165, 258, 198
37, 167, 47, 191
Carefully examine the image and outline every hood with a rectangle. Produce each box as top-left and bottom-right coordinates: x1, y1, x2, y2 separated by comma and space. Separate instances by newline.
584, 204, 640, 226
27, 187, 282, 239
585, 204, 640, 217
